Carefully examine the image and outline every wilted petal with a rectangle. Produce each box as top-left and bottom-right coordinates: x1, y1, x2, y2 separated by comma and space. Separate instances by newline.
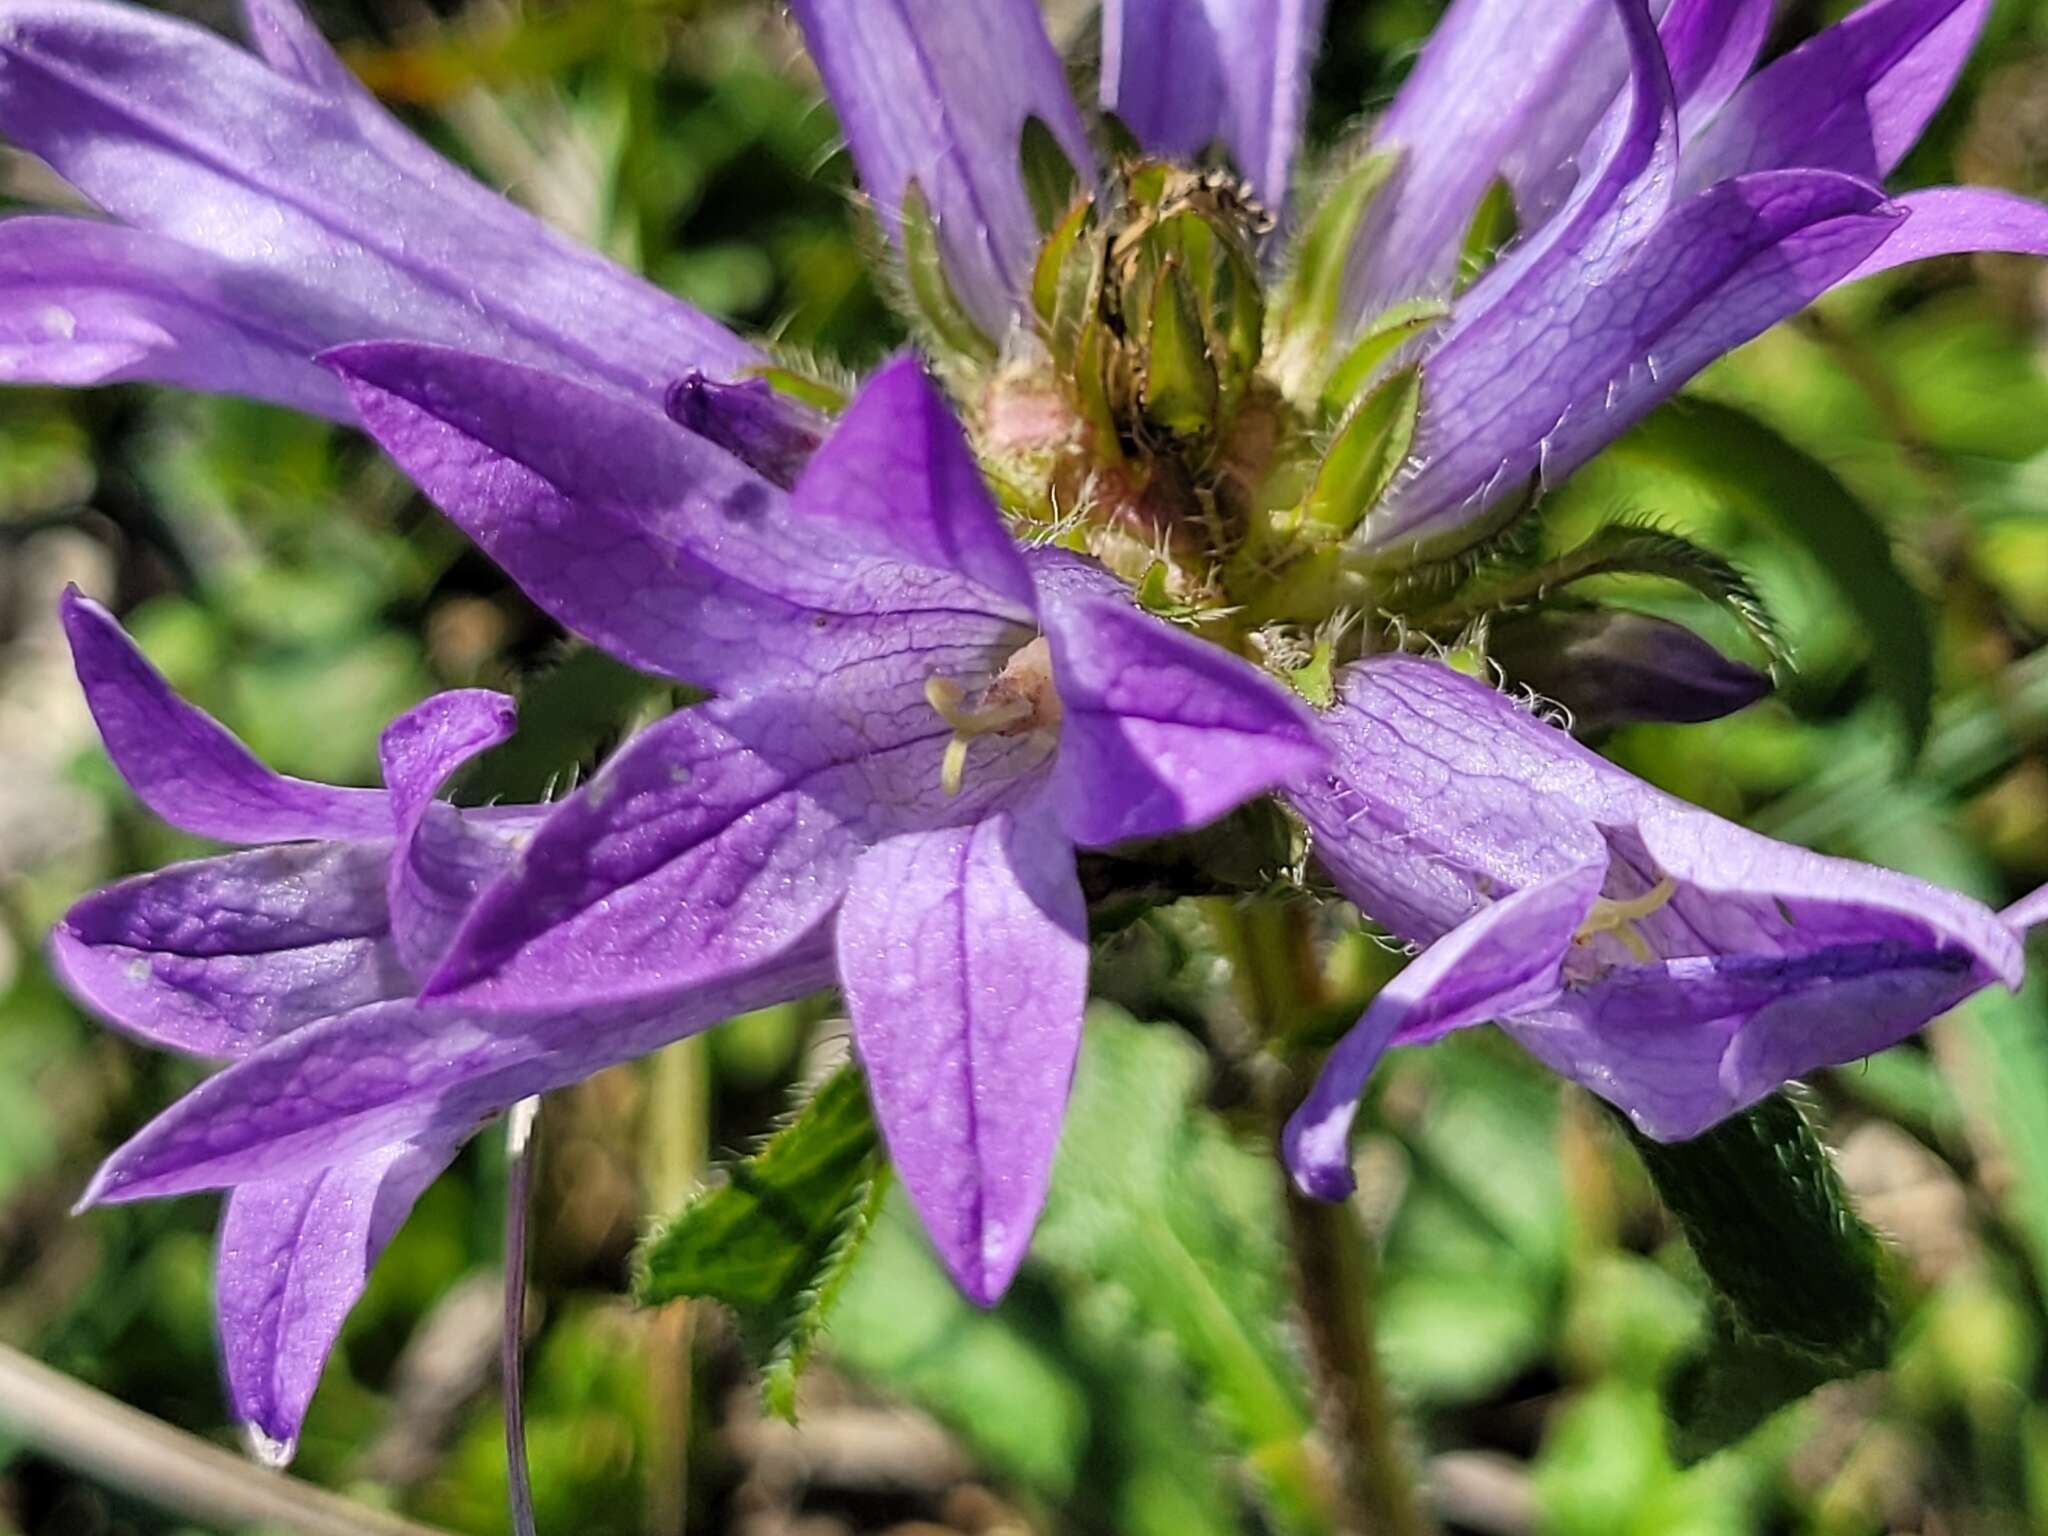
217, 1132, 462, 1460
788, 0, 1091, 338
1101, 0, 1326, 205
1842, 185, 2048, 282
790, 358, 1035, 615
1367, 170, 1897, 554
838, 800, 1086, 1303
328, 344, 1023, 694
1285, 862, 1607, 1199
378, 690, 521, 976
1039, 590, 1324, 847
50, 842, 406, 1057
1340, 0, 1646, 319
0, 216, 351, 414
1681, 0, 1991, 191
61, 588, 390, 844
0, 0, 754, 405
666, 374, 826, 492
80, 947, 835, 1204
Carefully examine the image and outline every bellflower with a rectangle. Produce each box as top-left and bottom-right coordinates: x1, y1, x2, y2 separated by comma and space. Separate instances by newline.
72, 356, 1323, 1316
1282, 657, 2046, 1198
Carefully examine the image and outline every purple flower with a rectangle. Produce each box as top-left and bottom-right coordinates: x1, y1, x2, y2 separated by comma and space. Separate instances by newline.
1280, 655, 2041, 1198
1345, 0, 2048, 555
73, 357, 1322, 1324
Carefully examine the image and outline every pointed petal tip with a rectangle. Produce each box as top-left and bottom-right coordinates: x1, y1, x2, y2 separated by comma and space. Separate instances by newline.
240, 1422, 297, 1469
1282, 1113, 1357, 1203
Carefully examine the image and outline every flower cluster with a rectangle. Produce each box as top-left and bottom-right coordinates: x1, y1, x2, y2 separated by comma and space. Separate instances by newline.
7, 0, 2048, 1458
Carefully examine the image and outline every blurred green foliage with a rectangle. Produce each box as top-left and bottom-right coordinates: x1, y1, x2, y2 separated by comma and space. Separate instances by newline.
8, 0, 2048, 1532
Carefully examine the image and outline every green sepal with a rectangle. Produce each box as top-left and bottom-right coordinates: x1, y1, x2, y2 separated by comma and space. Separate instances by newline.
1143, 261, 1219, 438
1074, 316, 1126, 465
635, 1064, 887, 1422
1275, 147, 1400, 359
900, 179, 999, 368
1455, 175, 1518, 293
1287, 637, 1336, 709
1318, 298, 1448, 418
746, 364, 848, 415
1302, 364, 1421, 534
1020, 113, 1083, 236
1032, 194, 1098, 370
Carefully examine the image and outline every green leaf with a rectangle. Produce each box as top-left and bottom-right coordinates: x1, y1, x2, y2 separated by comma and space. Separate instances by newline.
900, 179, 999, 368
1274, 146, 1400, 363
1302, 365, 1421, 534
634, 1065, 885, 1421
1020, 113, 1083, 235
1621, 1095, 1891, 1366
1614, 397, 1934, 753
1032, 1009, 1329, 1532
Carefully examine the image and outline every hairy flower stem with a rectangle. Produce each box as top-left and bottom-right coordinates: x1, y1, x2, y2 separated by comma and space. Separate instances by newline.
645, 1038, 710, 1536
504, 1098, 541, 1536
1214, 900, 1430, 1536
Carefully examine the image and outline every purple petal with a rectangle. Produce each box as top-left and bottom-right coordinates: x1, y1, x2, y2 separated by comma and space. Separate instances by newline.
1841, 185, 2048, 283
792, 358, 1035, 615
1494, 608, 1772, 732
0, 216, 351, 415
50, 841, 407, 1058
1100, 0, 1327, 205
786, 0, 1093, 337
326, 343, 1024, 693
837, 800, 1086, 1304
1681, 0, 1991, 190
378, 690, 520, 976
1340, 0, 1646, 319
79, 947, 835, 1204
234, 0, 352, 92
61, 588, 389, 844
1038, 591, 1325, 847
1284, 862, 1607, 1199
1661, 0, 1774, 137
1366, 169, 1898, 553
0, 0, 754, 406
666, 374, 826, 492
217, 1132, 462, 1459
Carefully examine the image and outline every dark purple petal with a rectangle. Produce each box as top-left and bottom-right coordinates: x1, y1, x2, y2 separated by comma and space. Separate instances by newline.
665, 374, 826, 492
1100, 0, 1326, 206
60, 588, 389, 844
1366, 170, 1897, 553
217, 1132, 463, 1460
838, 799, 1086, 1304
326, 344, 1024, 694
1491, 608, 1772, 731
1285, 862, 1607, 1199
378, 690, 521, 976
1841, 185, 2048, 282
787, 0, 1092, 337
1681, 0, 1991, 190
1340, 0, 1645, 318
1038, 590, 1325, 847
792, 358, 1036, 616
0, 0, 755, 406
78, 947, 835, 1204
0, 216, 351, 414
50, 841, 406, 1057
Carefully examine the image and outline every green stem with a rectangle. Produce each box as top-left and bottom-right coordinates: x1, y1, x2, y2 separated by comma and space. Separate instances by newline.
1209, 899, 1432, 1536
644, 1037, 709, 1536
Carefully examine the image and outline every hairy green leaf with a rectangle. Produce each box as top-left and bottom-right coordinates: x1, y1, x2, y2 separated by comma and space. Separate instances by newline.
900, 179, 1000, 367
635, 1065, 885, 1420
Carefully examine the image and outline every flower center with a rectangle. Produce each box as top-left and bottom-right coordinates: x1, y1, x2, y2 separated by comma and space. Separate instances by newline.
924, 636, 1061, 796
1572, 876, 1678, 966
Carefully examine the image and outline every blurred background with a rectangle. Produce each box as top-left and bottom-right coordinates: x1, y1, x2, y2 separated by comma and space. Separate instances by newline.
7, 0, 2048, 1531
